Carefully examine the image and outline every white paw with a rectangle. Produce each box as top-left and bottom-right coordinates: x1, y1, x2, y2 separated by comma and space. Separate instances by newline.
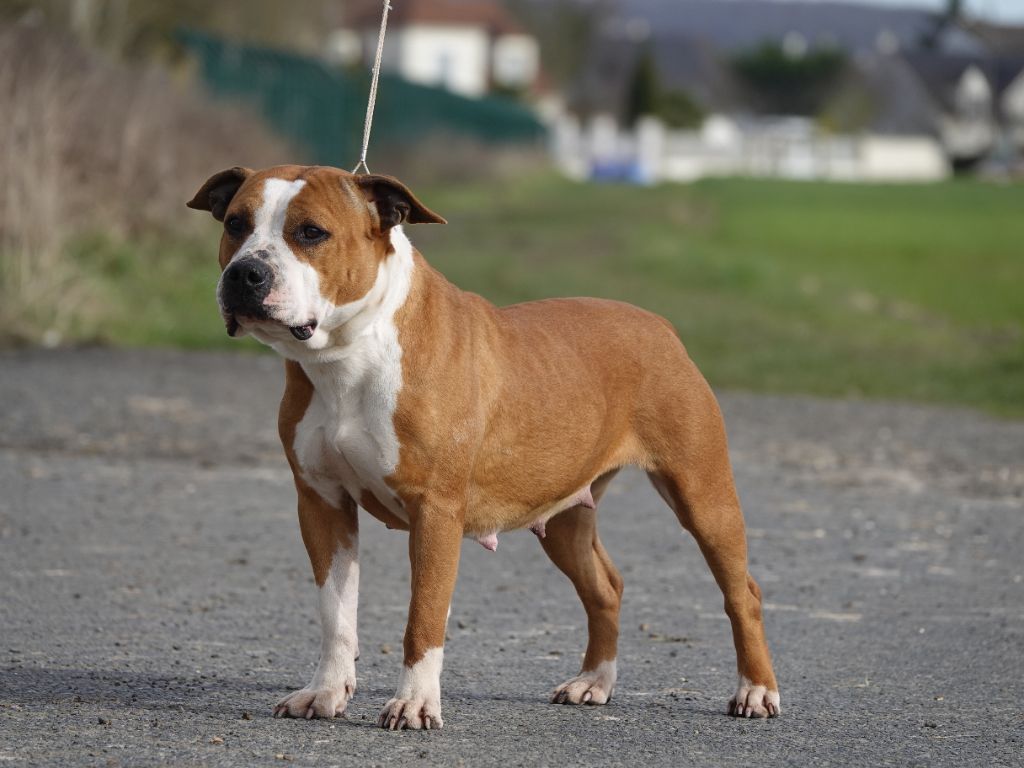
377, 697, 443, 730
728, 677, 781, 718
551, 660, 617, 705
378, 647, 445, 730
273, 679, 355, 719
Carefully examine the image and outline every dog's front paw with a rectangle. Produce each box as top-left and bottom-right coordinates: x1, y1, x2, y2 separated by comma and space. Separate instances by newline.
728, 677, 781, 718
377, 697, 443, 730
273, 680, 355, 720
551, 661, 617, 705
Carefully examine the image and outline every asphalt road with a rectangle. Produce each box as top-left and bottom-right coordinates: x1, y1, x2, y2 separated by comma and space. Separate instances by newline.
1, 348, 1022, 767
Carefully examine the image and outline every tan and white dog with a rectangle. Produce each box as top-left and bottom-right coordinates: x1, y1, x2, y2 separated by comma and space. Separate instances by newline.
187, 164, 780, 730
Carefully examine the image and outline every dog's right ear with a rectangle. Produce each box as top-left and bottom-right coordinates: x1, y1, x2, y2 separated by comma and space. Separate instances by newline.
186, 167, 253, 221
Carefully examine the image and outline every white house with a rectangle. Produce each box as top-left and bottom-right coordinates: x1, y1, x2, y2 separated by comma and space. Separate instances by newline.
904, 56, 1024, 163
330, 0, 540, 99
941, 64, 997, 159
1002, 68, 1024, 150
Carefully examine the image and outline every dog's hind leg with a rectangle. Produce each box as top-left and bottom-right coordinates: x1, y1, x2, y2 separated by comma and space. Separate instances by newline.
540, 470, 622, 705
646, 394, 780, 717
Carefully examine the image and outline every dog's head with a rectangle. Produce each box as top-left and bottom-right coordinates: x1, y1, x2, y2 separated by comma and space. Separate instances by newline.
187, 165, 444, 355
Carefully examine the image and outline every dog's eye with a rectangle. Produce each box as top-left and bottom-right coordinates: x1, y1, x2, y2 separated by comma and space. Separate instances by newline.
298, 224, 328, 244
225, 216, 248, 237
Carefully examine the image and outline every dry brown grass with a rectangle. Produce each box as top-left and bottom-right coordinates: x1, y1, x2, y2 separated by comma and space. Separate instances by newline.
0, 21, 294, 344
376, 133, 550, 189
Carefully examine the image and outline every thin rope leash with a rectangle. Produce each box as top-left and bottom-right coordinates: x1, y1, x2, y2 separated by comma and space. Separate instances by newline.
352, 0, 392, 175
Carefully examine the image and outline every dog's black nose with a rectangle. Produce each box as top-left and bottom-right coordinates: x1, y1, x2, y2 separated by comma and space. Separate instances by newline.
225, 258, 270, 288
221, 257, 272, 315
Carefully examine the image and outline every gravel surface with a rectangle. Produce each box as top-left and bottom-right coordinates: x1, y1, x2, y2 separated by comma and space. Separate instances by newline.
1, 347, 1022, 767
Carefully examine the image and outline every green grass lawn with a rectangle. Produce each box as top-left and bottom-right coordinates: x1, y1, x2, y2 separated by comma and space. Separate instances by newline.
86, 175, 1023, 416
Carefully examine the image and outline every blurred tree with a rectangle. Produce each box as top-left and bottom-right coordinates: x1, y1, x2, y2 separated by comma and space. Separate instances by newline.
1, 0, 345, 61
818, 73, 876, 133
731, 43, 847, 116
507, 0, 610, 91
922, 0, 965, 49
624, 47, 704, 128
625, 46, 659, 126
658, 89, 704, 129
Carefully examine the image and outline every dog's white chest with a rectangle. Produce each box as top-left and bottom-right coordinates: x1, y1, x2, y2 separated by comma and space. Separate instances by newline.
292, 342, 406, 519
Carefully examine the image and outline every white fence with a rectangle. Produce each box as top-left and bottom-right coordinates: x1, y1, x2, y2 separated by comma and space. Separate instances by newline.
552, 114, 950, 183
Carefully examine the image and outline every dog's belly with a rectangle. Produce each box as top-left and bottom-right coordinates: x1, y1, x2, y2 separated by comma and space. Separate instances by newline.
463, 494, 584, 552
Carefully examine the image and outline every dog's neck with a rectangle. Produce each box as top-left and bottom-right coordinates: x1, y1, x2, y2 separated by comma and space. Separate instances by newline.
294, 226, 418, 403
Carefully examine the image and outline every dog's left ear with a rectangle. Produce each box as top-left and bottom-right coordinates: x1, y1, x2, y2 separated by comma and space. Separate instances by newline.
355, 174, 446, 231
187, 167, 253, 221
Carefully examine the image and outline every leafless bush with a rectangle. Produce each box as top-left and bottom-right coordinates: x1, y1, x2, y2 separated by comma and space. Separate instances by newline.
0, 22, 294, 343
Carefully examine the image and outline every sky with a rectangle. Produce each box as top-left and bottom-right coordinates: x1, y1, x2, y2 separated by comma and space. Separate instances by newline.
787, 0, 1024, 23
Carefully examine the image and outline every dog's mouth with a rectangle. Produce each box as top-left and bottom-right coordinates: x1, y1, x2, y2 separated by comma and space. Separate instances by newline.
288, 321, 317, 341
224, 313, 317, 341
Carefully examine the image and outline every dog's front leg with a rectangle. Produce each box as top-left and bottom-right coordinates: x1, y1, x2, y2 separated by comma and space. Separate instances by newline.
274, 484, 359, 719
378, 501, 463, 730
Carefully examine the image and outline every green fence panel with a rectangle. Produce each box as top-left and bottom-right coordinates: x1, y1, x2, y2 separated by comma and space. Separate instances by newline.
180, 30, 545, 166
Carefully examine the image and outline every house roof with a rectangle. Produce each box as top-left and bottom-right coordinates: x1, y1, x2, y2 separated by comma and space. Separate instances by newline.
346, 0, 527, 36
599, 0, 987, 56
854, 54, 942, 136
902, 52, 1024, 111
966, 21, 1024, 57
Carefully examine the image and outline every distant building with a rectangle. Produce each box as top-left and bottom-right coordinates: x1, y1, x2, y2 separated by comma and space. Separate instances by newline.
1004, 69, 1024, 149
568, 0, 1024, 171
891, 51, 1024, 165
330, 0, 540, 99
